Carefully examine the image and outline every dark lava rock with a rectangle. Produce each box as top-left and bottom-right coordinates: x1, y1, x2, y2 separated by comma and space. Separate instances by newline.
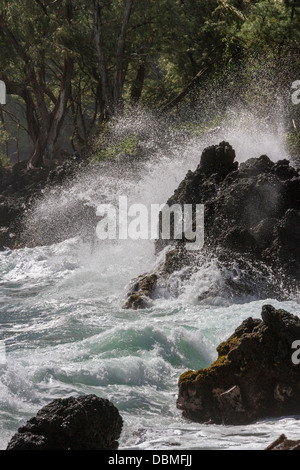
124, 141, 299, 308
198, 141, 238, 176
222, 226, 258, 254
156, 142, 299, 269
6, 395, 123, 450
265, 434, 300, 450
177, 305, 300, 425
263, 209, 300, 278
238, 154, 274, 177
0, 227, 18, 251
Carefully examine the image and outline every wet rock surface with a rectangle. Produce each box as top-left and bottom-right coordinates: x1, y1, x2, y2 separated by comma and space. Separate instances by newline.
6, 395, 123, 450
157, 142, 299, 274
123, 272, 159, 309
177, 305, 300, 425
125, 141, 299, 307
265, 434, 300, 450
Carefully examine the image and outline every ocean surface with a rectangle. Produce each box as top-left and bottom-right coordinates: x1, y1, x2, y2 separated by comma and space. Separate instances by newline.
0, 111, 299, 450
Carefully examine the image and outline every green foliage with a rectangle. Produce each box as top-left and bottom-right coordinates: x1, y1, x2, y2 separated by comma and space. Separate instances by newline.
236, 0, 298, 53
92, 134, 138, 162
286, 129, 300, 157
0, 0, 300, 163
0, 122, 10, 166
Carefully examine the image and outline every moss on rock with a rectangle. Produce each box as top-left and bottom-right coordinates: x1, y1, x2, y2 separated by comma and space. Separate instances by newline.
177, 306, 300, 425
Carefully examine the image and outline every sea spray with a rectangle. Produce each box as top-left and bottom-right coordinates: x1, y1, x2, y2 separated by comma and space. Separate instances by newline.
22, 100, 289, 250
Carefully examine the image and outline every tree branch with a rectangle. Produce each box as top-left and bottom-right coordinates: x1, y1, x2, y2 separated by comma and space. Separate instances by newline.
160, 66, 210, 113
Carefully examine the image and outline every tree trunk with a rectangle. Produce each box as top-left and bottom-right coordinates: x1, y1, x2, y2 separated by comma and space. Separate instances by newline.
160, 43, 224, 113
161, 66, 210, 113
28, 58, 74, 168
24, 89, 40, 144
93, 0, 113, 118
5, 80, 41, 157
130, 62, 146, 105
291, 0, 296, 20
114, 0, 134, 109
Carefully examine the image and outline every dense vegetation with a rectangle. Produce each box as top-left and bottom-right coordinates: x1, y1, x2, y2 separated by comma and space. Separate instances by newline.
0, 0, 300, 167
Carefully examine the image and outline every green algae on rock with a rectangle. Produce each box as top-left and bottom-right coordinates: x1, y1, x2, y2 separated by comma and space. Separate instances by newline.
177, 305, 300, 425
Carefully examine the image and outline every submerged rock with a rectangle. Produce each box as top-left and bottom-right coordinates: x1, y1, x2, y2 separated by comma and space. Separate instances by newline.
177, 305, 300, 425
6, 395, 123, 450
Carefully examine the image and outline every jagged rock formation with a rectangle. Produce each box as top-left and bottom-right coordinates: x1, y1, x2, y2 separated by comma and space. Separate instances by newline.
177, 305, 300, 425
124, 141, 300, 308
156, 142, 299, 276
6, 395, 123, 450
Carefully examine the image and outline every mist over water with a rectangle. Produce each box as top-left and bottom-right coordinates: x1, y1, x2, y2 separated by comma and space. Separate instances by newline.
22, 99, 290, 248
1, 85, 299, 450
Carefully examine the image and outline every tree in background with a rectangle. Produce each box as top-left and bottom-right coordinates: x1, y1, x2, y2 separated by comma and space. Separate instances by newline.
0, 0, 76, 167
0, 0, 299, 168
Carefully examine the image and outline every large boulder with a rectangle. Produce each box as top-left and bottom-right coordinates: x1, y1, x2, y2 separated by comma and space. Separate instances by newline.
177, 305, 300, 425
6, 395, 123, 450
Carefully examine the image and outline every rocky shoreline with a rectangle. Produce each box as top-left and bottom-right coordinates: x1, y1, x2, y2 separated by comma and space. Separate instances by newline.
265, 434, 300, 450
